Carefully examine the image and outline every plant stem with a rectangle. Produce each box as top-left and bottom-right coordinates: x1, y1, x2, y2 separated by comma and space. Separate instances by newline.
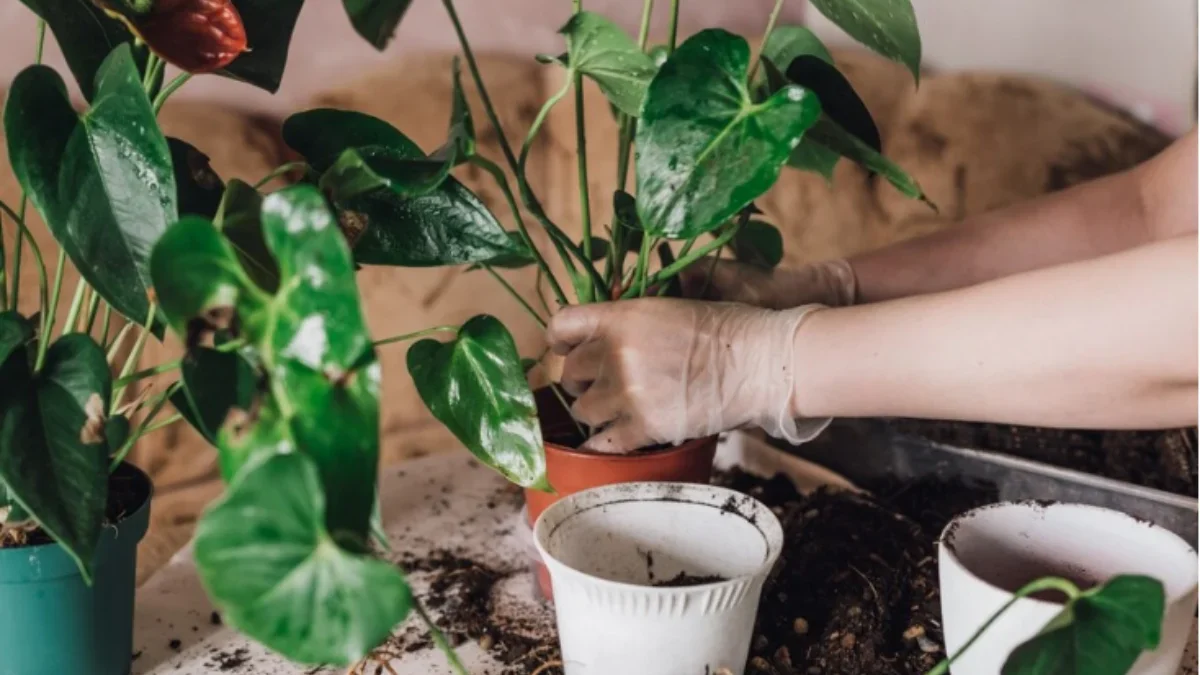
482, 265, 547, 328
40, 249, 67, 341
110, 383, 181, 472
9, 19, 47, 311
372, 325, 459, 347
414, 600, 470, 675
634, 235, 653, 297
571, 0, 595, 303
105, 321, 137, 365
112, 358, 182, 389
548, 382, 587, 439
136, 413, 182, 438
152, 73, 191, 115
83, 288, 102, 334
667, 0, 681, 53
0, 199, 48, 354
60, 276, 87, 337
624, 226, 739, 298
112, 304, 158, 412
99, 303, 112, 347
141, 53, 164, 93
747, 0, 786, 84
925, 577, 1081, 675
469, 156, 568, 305
253, 161, 311, 189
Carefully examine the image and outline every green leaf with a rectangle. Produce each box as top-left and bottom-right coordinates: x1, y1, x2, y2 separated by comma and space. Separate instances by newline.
785, 56, 880, 151
321, 147, 450, 201
762, 25, 834, 69
758, 57, 840, 181
214, 180, 279, 291
194, 452, 412, 666
283, 109, 520, 267
341, 0, 412, 50
560, 11, 658, 118
17, 0, 133, 101
0, 312, 35, 367
151, 186, 381, 542
471, 232, 538, 270
1003, 576, 1166, 675
808, 0, 921, 82
407, 315, 548, 490
106, 414, 131, 457
171, 347, 257, 444
170, 138, 226, 219
217, 0, 306, 93
612, 189, 643, 250
6, 45, 175, 334
807, 115, 931, 206
635, 29, 821, 239
0, 334, 111, 582
431, 58, 476, 165
731, 220, 784, 268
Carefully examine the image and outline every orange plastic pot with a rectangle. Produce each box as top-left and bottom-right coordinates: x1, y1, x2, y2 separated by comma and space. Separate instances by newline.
523, 389, 718, 601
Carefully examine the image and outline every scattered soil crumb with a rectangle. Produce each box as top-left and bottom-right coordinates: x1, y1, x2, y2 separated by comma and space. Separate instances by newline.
206, 647, 251, 671
652, 572, 727, 587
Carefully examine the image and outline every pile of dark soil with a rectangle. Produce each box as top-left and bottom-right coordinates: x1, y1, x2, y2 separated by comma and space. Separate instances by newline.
0, 462, 150, 549
891, 420, 1197, 498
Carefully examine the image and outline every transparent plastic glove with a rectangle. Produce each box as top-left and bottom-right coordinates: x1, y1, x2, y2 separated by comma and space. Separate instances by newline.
546, 298, 830, 454
680, 258, 858, 309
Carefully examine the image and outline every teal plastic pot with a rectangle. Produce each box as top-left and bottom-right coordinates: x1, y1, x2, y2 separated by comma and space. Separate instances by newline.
0, 463, 152, 675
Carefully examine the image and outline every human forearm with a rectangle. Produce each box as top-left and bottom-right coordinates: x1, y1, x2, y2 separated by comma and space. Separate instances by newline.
794, 236, 1198, 428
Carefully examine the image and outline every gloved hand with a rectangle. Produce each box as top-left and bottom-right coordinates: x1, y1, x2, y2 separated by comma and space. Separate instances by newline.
546, 298, 830, 454
680, 258, 858, 309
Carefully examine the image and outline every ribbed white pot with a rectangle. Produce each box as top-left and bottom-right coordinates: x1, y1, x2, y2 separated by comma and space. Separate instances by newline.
533, 482, 783, 675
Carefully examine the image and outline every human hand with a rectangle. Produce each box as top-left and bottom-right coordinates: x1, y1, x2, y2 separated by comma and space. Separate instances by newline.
546, 298, 830, 454
679, 258, 858, 309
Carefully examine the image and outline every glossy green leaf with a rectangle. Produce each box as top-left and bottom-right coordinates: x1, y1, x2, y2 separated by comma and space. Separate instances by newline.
195, 452, 412, 666
151, 186, 381, 542
758, 56, 839, 181
635, 29, 821, 239
171, 347, 257, 444
560, 11, 657, 118
431, 58, 476, 165
407, 315, 548, 490
1003, 576, 1166, 675
17, 0, 133, 101
342, 0, 412, 50
6, 45, 175, 334
106, 414, 130, 457
0, 312, 34, 367
808, 0, 921, 82
785, 56, 880, 151
763, 25, 834, 69
612, 189, 643, 251
731, 220, 784, 268
321, 147, 450, 201
471, 232, 538, 270
170, 138, 226, 219
0, 334, 111, 581
807, 115, 931, 206
283, 109, 520, 266
217, 0, 306, 93
214, 179, 279, 291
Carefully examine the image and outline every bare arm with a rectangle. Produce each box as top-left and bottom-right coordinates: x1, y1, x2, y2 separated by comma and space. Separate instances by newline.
851, 130, 1197, 303
793, 235, 1198, 429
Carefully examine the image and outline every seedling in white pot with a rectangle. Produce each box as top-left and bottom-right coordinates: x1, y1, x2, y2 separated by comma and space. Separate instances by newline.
929, 502, 1198, 675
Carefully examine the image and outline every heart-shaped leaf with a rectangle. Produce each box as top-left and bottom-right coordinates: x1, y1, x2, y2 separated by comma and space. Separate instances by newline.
170, 138, 226, 219
785, 55, 880, 151
217, 0, 306, 93
763, 25, 834, 69
6, 45, 175, 333
806, 115, 931, 206
214, 179, 279, 291
171, 347, 257, 444
758, 31, 842, 180
342, 0, 413, 50
470, 232, 538, 270
321, 147, 451, 201
17, 0, 134, 101
283, 109, 520, 266
151, 186, 381, 541
635, 29, 821, 239
407, 315, 548, 490
194, 452, 412, 666
730, 219, 784, 268
0, 333, 111, 581
612, 189, 643, 251
559, 11, 658, 118
808, 0, 921, 82
1003, 576, 1166, 675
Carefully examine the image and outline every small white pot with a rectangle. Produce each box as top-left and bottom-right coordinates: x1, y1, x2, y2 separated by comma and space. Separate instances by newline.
939, 501, 1198, 675
533, 482, 783, 675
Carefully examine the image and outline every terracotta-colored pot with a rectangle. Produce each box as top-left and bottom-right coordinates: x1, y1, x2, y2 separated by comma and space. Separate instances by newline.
524, 389, 718, 601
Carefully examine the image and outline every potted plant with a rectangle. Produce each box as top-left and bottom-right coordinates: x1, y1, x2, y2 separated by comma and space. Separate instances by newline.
270, 0, 931, 602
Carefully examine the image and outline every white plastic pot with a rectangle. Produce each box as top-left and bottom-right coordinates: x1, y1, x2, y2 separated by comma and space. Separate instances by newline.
939, 501, 1198, 675
533, 481, 783, 675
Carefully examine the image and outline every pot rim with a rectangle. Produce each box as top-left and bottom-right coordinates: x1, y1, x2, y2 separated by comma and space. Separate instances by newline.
938, 500, 1199, 606
533, 480, 783, 594
541, 434, 717, 463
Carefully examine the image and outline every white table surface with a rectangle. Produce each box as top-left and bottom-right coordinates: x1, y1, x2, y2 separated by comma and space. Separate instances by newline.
130, 434, 1197, 674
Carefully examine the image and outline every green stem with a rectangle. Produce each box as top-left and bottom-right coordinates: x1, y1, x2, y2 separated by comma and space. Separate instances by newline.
609, 1, 652, 290
152, 73, 191, 115
99, 303, 113, 347
373, 325, 458, 347
112, 358, 182, 389
135, 413, 182, 439
83, 288, 102, 334
9, 19, 47, 311
469, 156, 568, 305
112, 304, 158, 412
60, 277, 87, 337
925, 577, 1081, 675
549, 381, 587, 439
253, 161, 311, 189
747, 0, 786, 84
415, 600, 470, 675
0, 199, 48, 358
534, 268, 553, 316
141, 53, 164, 93
41, 249, 67, 345
572, 0, 594, 302
624, 226, 739, 298
634, 235, 653, 298
105, 321, 137, 365
110, 383, 181, 472
482, 265, 547, 329
667, 0, 681, 53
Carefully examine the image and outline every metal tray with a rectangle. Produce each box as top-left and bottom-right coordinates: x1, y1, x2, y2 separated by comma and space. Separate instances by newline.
776, 419, 1198, 547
